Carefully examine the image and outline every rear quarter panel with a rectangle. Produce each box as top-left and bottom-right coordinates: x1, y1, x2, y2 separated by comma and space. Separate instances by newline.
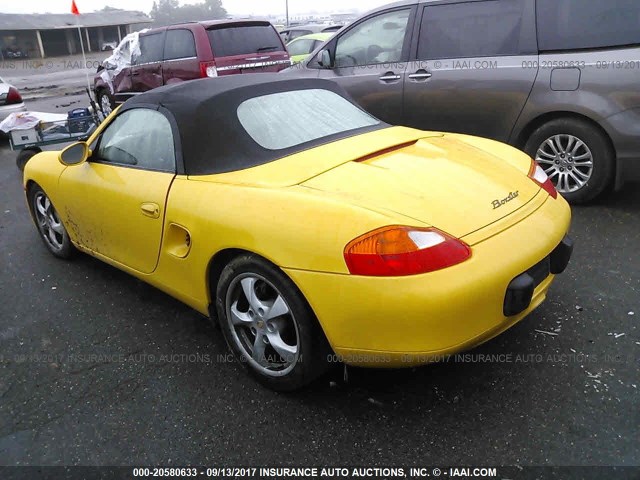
151, 177, 405, 314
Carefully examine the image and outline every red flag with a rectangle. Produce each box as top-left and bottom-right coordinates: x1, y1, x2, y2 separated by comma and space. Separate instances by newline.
71, 0, 80, 15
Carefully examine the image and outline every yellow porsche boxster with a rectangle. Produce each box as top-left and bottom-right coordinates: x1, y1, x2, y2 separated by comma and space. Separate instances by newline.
23, 75, 573, 390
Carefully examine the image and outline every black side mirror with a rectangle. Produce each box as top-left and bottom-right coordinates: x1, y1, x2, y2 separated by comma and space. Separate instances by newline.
318, 49, 332, 68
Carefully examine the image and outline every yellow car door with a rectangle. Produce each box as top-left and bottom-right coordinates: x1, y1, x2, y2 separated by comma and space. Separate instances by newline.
58, 108, 177, 274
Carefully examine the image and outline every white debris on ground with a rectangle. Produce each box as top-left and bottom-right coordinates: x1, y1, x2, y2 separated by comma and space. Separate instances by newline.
534, 329, 558, 336
628, 311, 635, 316
585, 370, 613, 393
607, 332, 626, 339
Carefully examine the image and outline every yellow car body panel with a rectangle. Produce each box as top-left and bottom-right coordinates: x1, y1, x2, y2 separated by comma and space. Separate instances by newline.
285, 194, 571, 365
22, 121, 572, 366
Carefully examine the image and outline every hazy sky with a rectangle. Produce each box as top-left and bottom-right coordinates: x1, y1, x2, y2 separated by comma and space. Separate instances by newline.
0, 0, 391, 16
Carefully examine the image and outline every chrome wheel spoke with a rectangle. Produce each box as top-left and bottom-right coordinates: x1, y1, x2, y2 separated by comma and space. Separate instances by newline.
229, 301, 253, 326
536, 149, 555, 160
47, 227, 59, 247
570, 138, 585, 155
547, 168, 559, 180
265, 295, 289, 321
252, 333, 267, 365
50, 222, 64, 235
267, 327, 297, 360
536, 155, 555, 165
572, 168, 590, 182
568, 170, 583, 187
572, 153, 591, 163
545, 138, 560, 155
36, 199, 47, 217
240, 277, 269, 313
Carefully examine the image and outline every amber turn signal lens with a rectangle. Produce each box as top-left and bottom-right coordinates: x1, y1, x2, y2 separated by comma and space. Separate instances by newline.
344, 226, 471, 276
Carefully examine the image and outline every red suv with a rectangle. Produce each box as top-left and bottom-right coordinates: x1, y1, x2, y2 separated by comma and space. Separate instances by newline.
94, 20, 290, 115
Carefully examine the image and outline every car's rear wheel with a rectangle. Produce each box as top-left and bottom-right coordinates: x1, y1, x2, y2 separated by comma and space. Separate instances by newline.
97, 89, 115, 117
28, 185, 75, 259
524, 118, 614, 204
216, 254, 330, 391
16, 148, 41, 172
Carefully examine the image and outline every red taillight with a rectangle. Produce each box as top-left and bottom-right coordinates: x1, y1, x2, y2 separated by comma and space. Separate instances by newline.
528, 160, 557, 199
344, 226, 471, 277
6, 86, 22, 105
199, 61, 217, 78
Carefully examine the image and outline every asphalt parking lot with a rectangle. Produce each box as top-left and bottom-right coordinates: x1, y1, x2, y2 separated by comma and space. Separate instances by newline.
0, 132, 638, 470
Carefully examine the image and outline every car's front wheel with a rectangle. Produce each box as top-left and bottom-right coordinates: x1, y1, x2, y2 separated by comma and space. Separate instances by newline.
28, 184, 75, 259
524, 118, 614, 204
216, 254, 330, 391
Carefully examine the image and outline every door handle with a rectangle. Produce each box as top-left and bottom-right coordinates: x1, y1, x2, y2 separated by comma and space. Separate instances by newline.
379, 72, 402, 82
141, 202, 160, 219
408, 70, 432, 81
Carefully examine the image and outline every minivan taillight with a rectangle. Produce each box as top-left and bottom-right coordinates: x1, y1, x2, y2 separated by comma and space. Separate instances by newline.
200, 61, 218, 78
5, 87, 22, 105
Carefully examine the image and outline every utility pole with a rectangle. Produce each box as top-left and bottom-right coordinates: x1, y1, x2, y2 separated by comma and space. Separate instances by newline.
286, 0, 289, 26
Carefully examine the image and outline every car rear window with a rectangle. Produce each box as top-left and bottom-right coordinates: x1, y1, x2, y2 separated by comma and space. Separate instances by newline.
288, 39, 316, 56
537, 0, 640, 51
237, 88, 379, 150
208, 24, 283, 57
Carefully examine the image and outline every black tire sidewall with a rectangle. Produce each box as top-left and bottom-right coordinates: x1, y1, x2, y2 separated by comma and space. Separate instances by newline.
27, 184, 75, 259
215, 254, 330, 391
524, 118, 614, 204
16, 149, 39, 172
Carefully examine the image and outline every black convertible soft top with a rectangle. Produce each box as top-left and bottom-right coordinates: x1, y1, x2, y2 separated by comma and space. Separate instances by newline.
122, 74, 385, 175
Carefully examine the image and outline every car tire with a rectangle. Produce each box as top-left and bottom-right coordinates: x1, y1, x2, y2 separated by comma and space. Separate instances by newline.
16, 148, 41, 172
27, 184, 75, 259
524, 118, 614, 204
97, 89, 115, 117
215, 254, 331, 391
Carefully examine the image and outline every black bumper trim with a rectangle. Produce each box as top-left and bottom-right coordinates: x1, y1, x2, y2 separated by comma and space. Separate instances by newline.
503, 235, 573, 317
550, 235, 574, 274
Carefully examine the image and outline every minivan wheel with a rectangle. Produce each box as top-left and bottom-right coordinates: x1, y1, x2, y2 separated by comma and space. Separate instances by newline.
215, 254, 331, 391
524, 118, 614, 204
97, 90, 115, 116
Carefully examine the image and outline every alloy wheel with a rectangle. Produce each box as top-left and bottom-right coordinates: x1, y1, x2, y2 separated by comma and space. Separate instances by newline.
33, 192, 65, 252
535, 134, 593, 193
225, 273, 300, 376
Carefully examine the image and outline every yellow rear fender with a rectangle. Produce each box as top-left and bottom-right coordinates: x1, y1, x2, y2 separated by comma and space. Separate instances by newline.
153, 178, 417, 312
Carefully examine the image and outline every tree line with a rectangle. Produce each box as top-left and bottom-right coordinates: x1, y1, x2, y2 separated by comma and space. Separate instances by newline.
150, 0, 227, 26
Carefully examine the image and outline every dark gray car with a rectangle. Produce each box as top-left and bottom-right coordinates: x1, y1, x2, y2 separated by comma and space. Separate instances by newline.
283, 0, 640, 203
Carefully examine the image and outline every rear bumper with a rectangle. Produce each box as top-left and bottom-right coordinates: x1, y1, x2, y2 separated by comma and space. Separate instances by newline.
285, 195, 572, 367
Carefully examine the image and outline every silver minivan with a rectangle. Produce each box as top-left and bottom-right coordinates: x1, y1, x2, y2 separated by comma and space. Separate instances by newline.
283, 0, 640, 203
